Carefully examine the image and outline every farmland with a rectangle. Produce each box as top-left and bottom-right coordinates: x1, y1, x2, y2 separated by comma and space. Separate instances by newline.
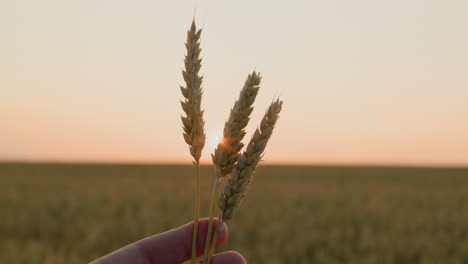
1, 163, 468, 264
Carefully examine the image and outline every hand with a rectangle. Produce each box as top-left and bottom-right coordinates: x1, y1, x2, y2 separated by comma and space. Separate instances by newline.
89, 218, 246, 264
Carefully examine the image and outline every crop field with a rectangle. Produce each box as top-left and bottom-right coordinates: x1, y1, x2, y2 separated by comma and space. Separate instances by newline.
1, 163, 468, 264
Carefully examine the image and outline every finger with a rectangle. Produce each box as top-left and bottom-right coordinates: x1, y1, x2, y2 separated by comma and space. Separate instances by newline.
136, 217, 228, 263
211, 251, 247, 264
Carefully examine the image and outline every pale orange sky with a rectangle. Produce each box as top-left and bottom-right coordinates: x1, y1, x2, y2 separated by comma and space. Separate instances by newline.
1, 1, 468, 166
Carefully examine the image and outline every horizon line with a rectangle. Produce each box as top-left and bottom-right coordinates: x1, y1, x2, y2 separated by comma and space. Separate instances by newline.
1, 158, 467, 169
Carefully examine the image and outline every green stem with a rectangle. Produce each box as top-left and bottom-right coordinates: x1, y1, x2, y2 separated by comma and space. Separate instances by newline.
206, 219, 223, 264
203, 172, 223, 262
191, 162, 201, 264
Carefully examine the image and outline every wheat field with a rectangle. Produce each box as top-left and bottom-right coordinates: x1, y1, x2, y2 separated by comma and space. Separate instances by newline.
1, 163, 468, 264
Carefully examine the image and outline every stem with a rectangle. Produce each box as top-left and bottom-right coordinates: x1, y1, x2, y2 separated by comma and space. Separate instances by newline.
202, 172, 223, 262
191, 162, 201, 264
206, 219, 223, 264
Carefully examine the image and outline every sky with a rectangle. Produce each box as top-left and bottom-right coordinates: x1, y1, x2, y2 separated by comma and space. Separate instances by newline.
1, 0, 467, 166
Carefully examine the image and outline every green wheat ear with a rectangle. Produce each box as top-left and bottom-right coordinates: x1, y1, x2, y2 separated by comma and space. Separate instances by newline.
219, 100, 283, 220
212, 71, 261, 177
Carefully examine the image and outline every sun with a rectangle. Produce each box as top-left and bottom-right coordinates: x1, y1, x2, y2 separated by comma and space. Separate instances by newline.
206, 129, 223, 153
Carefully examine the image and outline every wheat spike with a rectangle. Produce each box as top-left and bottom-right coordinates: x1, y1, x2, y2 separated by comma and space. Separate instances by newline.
212, 72, 261, 176
180, 20, 206, 163
219, 99, 283, 220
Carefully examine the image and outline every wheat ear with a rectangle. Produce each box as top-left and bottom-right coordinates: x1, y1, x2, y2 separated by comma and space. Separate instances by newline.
202, 72, 261, 261
205, 100, 283, 264
219, 99, 283, 220
181, 20, 206, 163
212, 71, 261, 176
180, 20, 206, 264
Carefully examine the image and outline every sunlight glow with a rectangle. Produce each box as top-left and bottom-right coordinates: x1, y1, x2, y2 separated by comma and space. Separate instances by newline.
206, 129, 223, 154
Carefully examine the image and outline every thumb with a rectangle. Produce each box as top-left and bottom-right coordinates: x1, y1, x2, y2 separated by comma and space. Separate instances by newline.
91, 218, 228, 264
137, 217, 228, 263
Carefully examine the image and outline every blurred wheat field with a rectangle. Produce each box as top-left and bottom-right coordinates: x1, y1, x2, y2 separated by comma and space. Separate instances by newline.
1, 163, 468, 264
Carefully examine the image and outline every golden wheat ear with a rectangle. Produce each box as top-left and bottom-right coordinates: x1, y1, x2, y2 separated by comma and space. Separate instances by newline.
181, 20, 206, 163
180, 20, 206, 264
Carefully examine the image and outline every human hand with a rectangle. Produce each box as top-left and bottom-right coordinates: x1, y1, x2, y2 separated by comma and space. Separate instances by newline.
89, 218, 246, 264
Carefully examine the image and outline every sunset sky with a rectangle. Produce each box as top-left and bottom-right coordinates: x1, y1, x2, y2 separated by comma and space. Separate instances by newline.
1, 0, 467, 166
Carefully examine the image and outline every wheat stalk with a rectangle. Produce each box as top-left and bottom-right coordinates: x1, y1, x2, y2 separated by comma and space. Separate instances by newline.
180, 20, 206, 264
205, 100, 283, 263
202, 72, 261, 260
